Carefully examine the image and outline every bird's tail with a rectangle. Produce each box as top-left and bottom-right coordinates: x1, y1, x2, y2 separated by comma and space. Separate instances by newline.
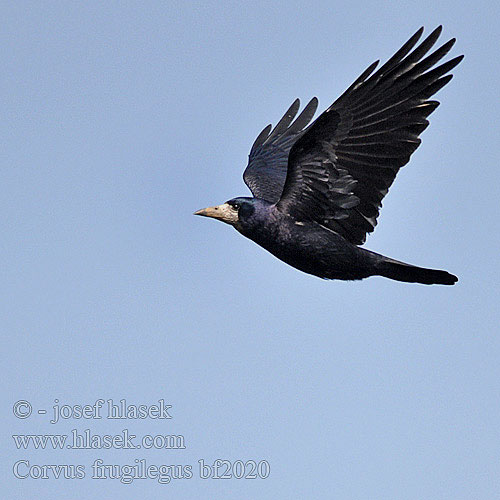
377, 258, 458, 285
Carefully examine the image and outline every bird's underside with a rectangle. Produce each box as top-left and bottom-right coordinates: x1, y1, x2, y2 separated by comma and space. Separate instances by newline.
195, 26, 461, 285
233, 204, 458, 285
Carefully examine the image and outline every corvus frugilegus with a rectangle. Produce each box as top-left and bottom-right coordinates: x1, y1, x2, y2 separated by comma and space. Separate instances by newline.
195, 27, 462, 285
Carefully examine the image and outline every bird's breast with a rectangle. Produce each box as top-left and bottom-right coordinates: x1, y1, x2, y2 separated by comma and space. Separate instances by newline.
240, 216, 361, 279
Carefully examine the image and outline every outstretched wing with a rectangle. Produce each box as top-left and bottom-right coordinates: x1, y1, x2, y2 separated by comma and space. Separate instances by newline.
243, 97, 318, 203
276, 26, 463, 245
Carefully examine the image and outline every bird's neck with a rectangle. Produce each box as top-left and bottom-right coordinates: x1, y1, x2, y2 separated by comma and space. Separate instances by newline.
236, 200, 281, 239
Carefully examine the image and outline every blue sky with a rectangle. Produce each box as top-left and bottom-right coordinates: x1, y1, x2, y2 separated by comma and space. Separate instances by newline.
2, 1, 499, 499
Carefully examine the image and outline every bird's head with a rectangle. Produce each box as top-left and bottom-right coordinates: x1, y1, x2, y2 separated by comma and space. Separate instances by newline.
194, 197, 255, 228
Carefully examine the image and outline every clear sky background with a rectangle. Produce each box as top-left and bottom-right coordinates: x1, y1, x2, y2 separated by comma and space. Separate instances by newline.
2, 1, 499, 499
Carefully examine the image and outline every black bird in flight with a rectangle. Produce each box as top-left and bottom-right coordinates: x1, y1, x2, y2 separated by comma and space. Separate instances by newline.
195, 27, 462, 285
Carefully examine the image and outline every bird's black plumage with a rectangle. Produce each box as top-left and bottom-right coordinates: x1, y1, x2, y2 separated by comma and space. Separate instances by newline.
195, 27, 461, 285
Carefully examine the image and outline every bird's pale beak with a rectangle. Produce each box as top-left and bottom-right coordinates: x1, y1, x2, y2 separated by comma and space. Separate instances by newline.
193, 206, 222, 219
193, 203, 239, 225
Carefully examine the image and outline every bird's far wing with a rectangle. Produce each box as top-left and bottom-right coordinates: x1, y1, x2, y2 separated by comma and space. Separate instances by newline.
276, 26, 463, 245
243, 97, 318, 203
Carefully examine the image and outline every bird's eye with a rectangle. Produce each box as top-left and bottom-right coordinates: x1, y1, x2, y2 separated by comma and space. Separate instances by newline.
232, 203, 240, 210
